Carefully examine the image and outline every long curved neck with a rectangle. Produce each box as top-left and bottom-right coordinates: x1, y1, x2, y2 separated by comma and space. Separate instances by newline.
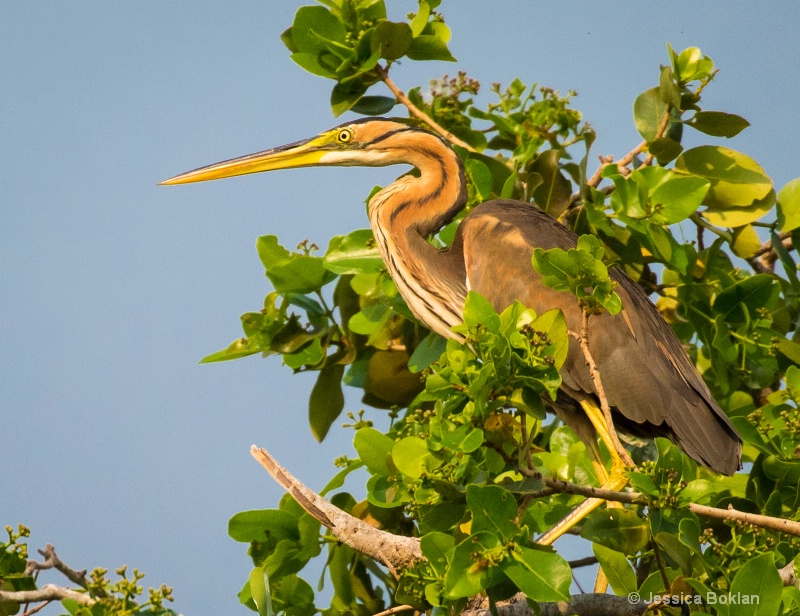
367, 132, 468, 338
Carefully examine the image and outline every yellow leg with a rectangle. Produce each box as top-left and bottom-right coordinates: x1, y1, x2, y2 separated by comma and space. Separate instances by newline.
537, 399, 629, 546
594, 568, 609, 593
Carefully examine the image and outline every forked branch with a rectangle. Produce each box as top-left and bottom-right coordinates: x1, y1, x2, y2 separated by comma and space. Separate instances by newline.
250, 445, 423, 571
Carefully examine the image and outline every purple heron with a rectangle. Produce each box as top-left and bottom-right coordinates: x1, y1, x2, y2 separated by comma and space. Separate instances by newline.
162, 118, 741, 543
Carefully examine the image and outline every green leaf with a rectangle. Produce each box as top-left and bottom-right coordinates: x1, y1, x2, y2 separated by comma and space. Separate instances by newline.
633, 87, 667, 142
659, 65, 681, 108
330, 80, 368, 117
200, 336, 262, 363
729, 552, 782, 616
282, 338, 325, 369
503, 547, 571, 602
444, 532, 505, 599
406, 35, 456, 61
393, 436, 440, 479
778, 177, 800, 232
353, 427, 395, 475
249, 566, 273, 616
778, 338, 800, 366
349, 95, 397, 116
463, 291, 500, 330
674, 46, 714, 82
531, 309, 568, 370
308, 363, 345, 441
675, 146, 773, 210
228, 510, 300, 543
420, 531, 455, 576
649, 175, 710, 224
687, 111, 750, 137
257, 235, 334, 293
530, 149, 572, 218
580, 508, 650, 555
592, 544, 637, 595
677, 516, 702, 553
465, 159, 493, 202
290, 52, 338, 79
440, 424, 484, 453
291, 6, 347, 53
410, 1, 431, 36
730, 224, 762, 259
702, 189, 776, 227
408, 332, 447, 372
466, 485, 517, 540
648, 137, 683, 165
370, 21, 412, 61
324, 229, 383, 274
713, 274, 775, 322
348, 303, 390, 335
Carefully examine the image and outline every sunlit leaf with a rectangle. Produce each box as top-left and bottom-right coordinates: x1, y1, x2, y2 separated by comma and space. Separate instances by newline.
324, 229, 383, 274
249, 566, 273, 616
406, 35, 456, 61
730, 224, 762, 258
675, 146, 773, 210
777, 177, 800, 232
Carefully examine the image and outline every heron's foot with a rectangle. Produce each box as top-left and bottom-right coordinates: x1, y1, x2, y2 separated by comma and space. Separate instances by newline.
535, 467, 630, 546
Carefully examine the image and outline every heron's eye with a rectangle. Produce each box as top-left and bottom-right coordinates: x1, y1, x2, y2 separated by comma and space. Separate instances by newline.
337, 128, 353, 144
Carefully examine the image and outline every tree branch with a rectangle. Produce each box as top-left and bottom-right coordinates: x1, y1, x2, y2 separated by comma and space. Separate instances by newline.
747, 231, 793, 273
24, 544, 89, 590
250, 445, 423, 570
533, 475, 800, 538
376, 65, 476, 152
0, 585, 93, 607
463, 593, 646, 616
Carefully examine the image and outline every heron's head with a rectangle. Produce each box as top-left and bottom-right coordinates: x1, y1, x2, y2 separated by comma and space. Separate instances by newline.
160, 118, 438, 185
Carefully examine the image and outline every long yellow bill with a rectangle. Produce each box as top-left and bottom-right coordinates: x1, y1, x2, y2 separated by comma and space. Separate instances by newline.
160, 135, 327, 185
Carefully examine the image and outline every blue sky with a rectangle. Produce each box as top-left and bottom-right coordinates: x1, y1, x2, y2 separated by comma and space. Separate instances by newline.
3, 2, 799, 614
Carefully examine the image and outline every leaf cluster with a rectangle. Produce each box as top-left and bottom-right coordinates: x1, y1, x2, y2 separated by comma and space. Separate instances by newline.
0, 525, 176, 616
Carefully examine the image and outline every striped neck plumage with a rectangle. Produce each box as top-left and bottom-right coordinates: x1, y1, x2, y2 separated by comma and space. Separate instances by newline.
366, 130, 468, 339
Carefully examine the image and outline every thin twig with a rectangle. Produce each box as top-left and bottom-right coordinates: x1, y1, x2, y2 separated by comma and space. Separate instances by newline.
748, 231, 793, 273
571, 310, 634, 467
376, 65, 476, 152
568, 556, 599, 569
586, 104, 671, 188
21, 600, 52, 616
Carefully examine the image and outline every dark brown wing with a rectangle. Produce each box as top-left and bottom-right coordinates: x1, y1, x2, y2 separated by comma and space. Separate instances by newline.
456, 200, 741, 475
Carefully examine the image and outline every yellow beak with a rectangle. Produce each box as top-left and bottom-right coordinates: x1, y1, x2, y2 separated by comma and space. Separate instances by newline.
160, 135, 327, 185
